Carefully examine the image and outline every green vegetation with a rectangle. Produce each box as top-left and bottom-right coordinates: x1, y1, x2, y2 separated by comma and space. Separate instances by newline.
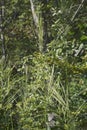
0, 0, 87, 130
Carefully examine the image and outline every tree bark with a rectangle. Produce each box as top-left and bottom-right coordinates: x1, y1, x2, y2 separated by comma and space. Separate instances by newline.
0, 0, 6, 59
41, 0, 49, 51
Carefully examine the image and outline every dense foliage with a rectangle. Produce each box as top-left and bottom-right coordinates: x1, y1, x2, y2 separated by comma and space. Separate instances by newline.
0, 0, 87, 130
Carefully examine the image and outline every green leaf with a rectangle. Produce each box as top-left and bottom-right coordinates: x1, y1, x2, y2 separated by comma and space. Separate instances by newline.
80, 35, 87, 41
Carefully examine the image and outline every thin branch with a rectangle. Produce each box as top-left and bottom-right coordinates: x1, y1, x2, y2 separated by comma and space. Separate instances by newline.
71, 0, 85, 21
29, 0, 38, 27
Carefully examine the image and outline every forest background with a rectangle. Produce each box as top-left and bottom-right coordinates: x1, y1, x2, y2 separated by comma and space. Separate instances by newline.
0, 0, 87, 130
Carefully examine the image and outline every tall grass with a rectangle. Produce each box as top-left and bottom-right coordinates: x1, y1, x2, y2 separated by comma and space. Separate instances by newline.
0, 54, 87, 130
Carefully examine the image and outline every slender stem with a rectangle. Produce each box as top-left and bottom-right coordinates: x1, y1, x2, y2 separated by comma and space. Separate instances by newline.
30, 0, 38, 27
71, 0, 84, 21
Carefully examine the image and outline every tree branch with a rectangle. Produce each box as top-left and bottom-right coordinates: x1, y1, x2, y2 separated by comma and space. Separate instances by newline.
29, 0, 38, 27
71, 0, 85, 21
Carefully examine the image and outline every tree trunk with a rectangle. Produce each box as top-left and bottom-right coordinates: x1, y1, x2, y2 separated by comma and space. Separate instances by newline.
41, 0, 49, 51
0, 0, 6, 60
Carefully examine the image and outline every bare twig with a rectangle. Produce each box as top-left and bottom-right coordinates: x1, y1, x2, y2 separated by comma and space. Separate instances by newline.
29, 0, 38, 27
71, 0, 85, 21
